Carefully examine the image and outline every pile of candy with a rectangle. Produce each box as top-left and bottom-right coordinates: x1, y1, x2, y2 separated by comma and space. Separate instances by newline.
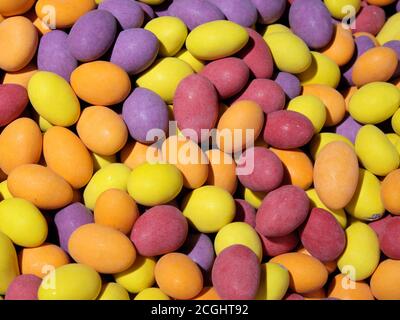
0, 0, 400, 301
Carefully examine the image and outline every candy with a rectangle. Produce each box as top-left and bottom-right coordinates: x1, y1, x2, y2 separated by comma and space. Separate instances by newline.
328, 274, 374, 300
381, 169, 400, 214
131, 205, 188, 256
70, 61, 131, 106
99, 0, 144, 29
270, 253, 328, 294
0, 118, 42, 175
182, 233, 215, 272
97, 283, 130, 300
173, 74, 219, 141
274, 72, 301, 99
259, 232, 299, 257
376, 12, 400, 45
234, 199, 256, 227
127, 163, 183, 206
37, 30, 78, 81
5, 274, 41, 300
134, 288, 170, 300
208, 0, 257, 27
28, 71, 80, 127
155, 253, 203, 300
115, 255, 156, 293
251, 0, 286, 24
182, 185, 235, 233
120, 141, 160, 170
186, 20, 249, 60
334, 115, 362, 143
289, 0, 333, 49
380, 217, 400, 259
0, 198, 47, 247
212, 245, 260, 300
8, 164, 73, 210
55, 203, 94, 252
110, 28, 159, 75
370, 259, 400, 300
68, 223, 136, 274
256, 185, 309, 237
0, 17, 38, 72
321, 24, 355, 67
0, 231, 19, 295
94, 189, 139, 234
337, 222, 380, 281
0, 0, 35, 16
67, 10, 116, 62
0, 84, 28, 127
38, 263, 101, 300
324, 0, 361, 19
168, 0, 224, 30
354, 5, 386, 35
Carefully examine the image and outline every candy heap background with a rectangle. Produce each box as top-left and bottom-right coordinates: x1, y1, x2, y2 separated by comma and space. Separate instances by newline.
0, 0, 400, 300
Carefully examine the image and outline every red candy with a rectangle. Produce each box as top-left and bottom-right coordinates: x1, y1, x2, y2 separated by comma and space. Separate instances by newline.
0, 84, 28, 127
380, 217, 400, 260
354, 5, 386, 36
259, 231, 299, 257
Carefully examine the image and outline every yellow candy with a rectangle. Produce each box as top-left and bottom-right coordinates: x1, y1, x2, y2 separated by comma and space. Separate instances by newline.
355, 124, 399, 176
387, 133, 400, 155
349, 82, 400, 124
345, 169, 384, 221
186, 20, 249, 60
0, 181, 12, 201
114, 256, 156, 294
391, 108, 400, 135
83, 163, 131, 210
127, 163, 183, 206
0, 231, 19, 295
38, 115, 53, 132
138, 0, 165, 4
262, 24, 291, 37
377, 12, 400, 45
91, 153, 116, 172
299, 52, 341, 88
324, 0, 361, 19
182, 185, 235, 233
256, 263, 290, 300
27, 71, 80, 127
97, 283, 130, 300
175, 49, 205, 72
264, 32, 312, 74
310, 132, 354, 159
243, 187, 266, 209
214, 222, 263, 260
38, 264, 102, 300
338, 222, 380, 281
0, 198, 47, 247
145, 17, 187, 57
306, 188, 347, 228
134, 287, 170, 300
287, 95, 327, 133
136, 57, 193, 103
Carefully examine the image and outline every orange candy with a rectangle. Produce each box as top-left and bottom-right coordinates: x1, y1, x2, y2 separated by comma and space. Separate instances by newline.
381, 169, 400, 215
43, 126, 93, 189
0, 0, 35, 16
194, 287, 221, 300
68, 223, 136, 274
155, 253, 203, 300
205, 149, 237, 194
370, 259, 400, 300
120, 140, 161, 170
70, 61, 131, 106
303, 288, 326, 300
342, 86, 358, 111
297, 247, 337, 274
7, 164, 73, 210
0, 118, 42, 175
94, 189, 139, 234
162, 136, 209, 189
328, 274, 374, 300
270, 253, 328, 294
77, 106, 128, 156
2, 62, 38, 88
366, 0, 396, 6
302, 84, 346, 126
321, 24, 355, 66
19, 243, 70, 278
35, 0, 96, 29
270, 148, 313, 190
352, 47, 398, 87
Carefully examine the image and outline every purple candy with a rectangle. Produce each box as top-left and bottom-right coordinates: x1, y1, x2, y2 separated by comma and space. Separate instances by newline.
208, 0, 258, 27
182, 233, 215, 272
251, 0, 286, 24
122, 88, 169, 144
37, 30, 77, 81
67, 10, 117, 62
384, 40, 400, 78
234, 199, 256, 227
289, 0, 333, 49
54, 203, 94, 252
154, 0, 173, 16
169, 0, 225, 30
137, 1, 155, 21
111, 28, 159, 75
334, 114, 362, 144
99, 0, 144, 29
397, 0, 400, 12
274, 72, 301, 99
343, 35, 375, 85
5, 275, 41, 300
